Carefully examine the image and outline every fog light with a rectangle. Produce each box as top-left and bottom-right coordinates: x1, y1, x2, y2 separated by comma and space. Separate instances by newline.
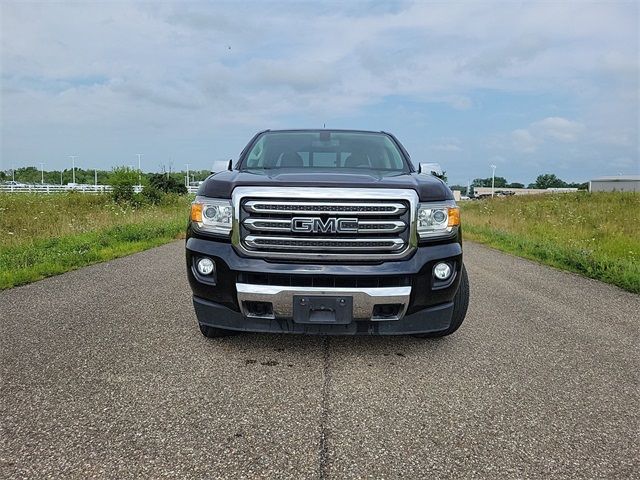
196, 257, 215, 275
434, 262, 452, 280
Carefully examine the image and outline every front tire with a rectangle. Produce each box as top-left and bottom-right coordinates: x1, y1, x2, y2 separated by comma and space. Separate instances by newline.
412, 264, 470, 338
199, 324, 238, 338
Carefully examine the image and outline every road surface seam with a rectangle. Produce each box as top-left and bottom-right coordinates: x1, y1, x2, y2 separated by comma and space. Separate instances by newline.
319, 336, 331, 480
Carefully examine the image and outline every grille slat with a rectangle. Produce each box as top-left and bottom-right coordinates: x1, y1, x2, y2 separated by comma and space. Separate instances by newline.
244, 200, 407, 216
245, 236, 405, 251
244, 218, 406, 234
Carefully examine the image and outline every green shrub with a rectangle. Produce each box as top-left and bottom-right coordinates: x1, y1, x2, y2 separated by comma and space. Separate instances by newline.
109, 166, 138, 203
141, 185, 164, 205
148, 173, 188, 195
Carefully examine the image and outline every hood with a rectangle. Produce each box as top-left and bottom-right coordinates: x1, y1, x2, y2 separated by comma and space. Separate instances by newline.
198, 170, 453, 202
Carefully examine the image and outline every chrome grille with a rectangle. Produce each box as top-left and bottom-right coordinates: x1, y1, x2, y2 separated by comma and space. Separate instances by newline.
232, 187, 417, 262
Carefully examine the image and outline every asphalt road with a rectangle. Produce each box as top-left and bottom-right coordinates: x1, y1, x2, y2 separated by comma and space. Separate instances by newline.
1, 241, 638, 479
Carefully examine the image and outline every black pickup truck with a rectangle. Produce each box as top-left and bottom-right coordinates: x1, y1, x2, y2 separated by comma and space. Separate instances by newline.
186, 129, 469, 337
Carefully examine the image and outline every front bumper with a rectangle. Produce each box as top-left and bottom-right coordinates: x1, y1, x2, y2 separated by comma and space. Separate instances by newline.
186, 236, 462, 335
194, 295, 454, 335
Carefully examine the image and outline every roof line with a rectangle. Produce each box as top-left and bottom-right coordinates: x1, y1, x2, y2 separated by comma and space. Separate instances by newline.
263, 129, 387, 134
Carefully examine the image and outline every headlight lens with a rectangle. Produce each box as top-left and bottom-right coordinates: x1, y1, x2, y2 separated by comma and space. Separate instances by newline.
190, 196, 232, 236
417, 202, 460, 239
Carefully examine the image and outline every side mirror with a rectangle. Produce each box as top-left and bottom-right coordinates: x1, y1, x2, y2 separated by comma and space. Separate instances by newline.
418, 162, 443, 177
227, 159, 233, 171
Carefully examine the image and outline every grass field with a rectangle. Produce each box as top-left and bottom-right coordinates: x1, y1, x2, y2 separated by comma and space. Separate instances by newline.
0, 192, 190, 289
461, 192, 640, 293
3, 191, 638, 294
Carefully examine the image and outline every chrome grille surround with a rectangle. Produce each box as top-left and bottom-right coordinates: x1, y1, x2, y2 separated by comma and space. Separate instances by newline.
231, 187, 418, 261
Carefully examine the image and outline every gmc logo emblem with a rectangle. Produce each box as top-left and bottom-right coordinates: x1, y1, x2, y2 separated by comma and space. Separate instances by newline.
291, 217, 358, 234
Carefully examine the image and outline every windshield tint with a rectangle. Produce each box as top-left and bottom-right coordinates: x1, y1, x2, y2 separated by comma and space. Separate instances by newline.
240, 131, 409, 175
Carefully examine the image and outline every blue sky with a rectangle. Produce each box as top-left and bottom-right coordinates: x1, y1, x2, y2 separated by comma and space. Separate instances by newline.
1, 0, 638, 185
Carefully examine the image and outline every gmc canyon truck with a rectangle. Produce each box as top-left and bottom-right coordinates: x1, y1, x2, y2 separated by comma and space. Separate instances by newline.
186, 129, 469, 337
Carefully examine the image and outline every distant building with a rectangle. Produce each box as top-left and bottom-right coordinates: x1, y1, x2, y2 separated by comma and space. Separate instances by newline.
589, 176, 640, 193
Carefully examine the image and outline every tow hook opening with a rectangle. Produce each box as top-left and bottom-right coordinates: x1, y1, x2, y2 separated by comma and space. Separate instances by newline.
243, 301, 274, 319
372, 303, 404, 320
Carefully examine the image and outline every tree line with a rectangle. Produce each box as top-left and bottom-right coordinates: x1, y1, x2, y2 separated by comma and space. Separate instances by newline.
449, 173, 588, 195
1, 166, 213, 186
4, 166, 589, 196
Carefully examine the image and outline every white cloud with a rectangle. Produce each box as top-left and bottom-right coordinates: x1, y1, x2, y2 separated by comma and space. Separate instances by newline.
462, 35, 551, 76
531, 117, 585, 142
511, 129, 540, 153
430, 137, 462, 152
3, 1, 636, 118
430, 144, 462, 152
444, 95, 473, 110
511, 117, 585, 153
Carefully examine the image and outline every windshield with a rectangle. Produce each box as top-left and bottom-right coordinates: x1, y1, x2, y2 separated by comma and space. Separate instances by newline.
240, 131, 410, 175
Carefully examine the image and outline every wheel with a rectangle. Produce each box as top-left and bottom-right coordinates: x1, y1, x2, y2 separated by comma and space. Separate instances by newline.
199, 324, 238, 338
412, 264, 470, 338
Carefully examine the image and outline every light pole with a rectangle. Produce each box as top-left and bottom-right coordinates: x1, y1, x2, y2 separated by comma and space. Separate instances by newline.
490, 164, 497, 197
39, 163, 45, 184
69, 156, 77, 184
94, 168, 98, 187
136, 153, 143, 187
185, 163, 190, 187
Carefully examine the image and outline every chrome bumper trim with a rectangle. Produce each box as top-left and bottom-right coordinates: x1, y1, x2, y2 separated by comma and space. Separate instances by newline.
236, 283, 411, 321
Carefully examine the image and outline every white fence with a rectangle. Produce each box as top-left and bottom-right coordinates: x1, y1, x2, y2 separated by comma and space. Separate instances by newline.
0, 184, 199, 194
473, 187, 579, 196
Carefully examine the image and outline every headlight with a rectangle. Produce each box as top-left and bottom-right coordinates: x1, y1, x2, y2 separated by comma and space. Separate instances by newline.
190, 196, 232, 236
417, 202, 460, 239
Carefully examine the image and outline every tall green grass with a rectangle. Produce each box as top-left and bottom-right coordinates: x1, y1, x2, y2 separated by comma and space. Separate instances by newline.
461, 192, 640, 293
4, 192, 638, 293
0, 192, 190, 289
